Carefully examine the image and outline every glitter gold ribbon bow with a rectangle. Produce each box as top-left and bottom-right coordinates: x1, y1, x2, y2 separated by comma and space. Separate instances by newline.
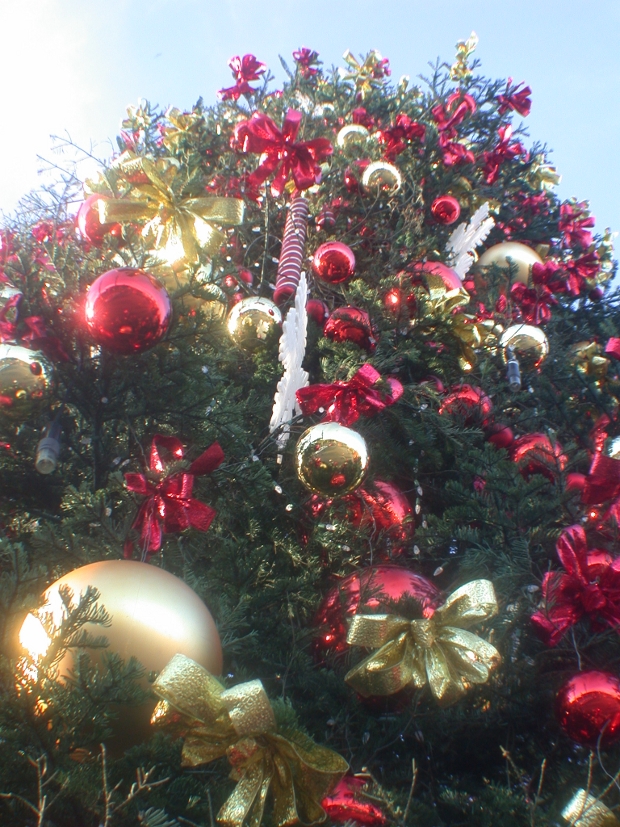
568, 341, 610, 383
341, 50, 391, 99
99, 156, 245, 263
152, 654, 348, 827
345, 579, 500, 706
449, 311, 497, 372
562, 789, 620, 827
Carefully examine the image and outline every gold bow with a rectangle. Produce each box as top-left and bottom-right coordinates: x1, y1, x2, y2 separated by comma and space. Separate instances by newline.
568, 341, 610, 383
98, 155, 245, 264
562, 789, 620, 827
152, 654, 348, 827
449, 312, 498, 372
345, 579, 501, 706
341, 50, 389, 99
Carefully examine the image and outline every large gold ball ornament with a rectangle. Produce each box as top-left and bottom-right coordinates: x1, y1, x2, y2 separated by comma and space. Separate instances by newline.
18, 560, 222, 749
227, 296, 282, 351
336, 124, 370, 153
500, 324, 549, 370
295, 422, 369, 497
0, 343, 54, 422
361, 161, 402, 195
477, 242, 543, 287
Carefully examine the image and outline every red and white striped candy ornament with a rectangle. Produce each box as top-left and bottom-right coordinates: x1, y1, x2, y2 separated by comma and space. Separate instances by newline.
274, 196, 309, 306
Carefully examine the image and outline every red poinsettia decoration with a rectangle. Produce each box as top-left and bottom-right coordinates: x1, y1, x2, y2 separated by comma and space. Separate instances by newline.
378, 114, 425, 160
496, 79, 532, 117
232, 109, 333, 197
559, 201, 596, 249
124, 435, 224, 559
531, 525, 620, 645
218, 54, 266, 102
292, 47, 320, 78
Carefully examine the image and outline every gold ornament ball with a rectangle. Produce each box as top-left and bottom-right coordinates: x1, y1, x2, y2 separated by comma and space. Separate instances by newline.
296, 421, 369, 497
500, 324, 549, 370
227, 296, 282, 351
18, 560, 222, 750
477, 242, 543, 287
0, 343, 54, 422
336, 124, 370, 154
361, 161, 402, 195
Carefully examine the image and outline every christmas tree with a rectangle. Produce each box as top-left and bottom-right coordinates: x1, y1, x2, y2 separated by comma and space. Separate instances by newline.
1, 36, 620, 827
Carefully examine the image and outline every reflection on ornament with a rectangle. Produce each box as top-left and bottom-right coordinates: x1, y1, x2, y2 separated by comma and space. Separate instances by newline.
312, 242, 356, 285
336, 124, 370, 152
0, 343, 54, 422
18, 560, 222, 749
556, 671, 620, 747
296, 421, 369, 497
361, 161, 402, 194
324, 306, 376, 351
85, 268, 172, 354
431, 195, 461, 225
227, 296, 282, 350
477, 241, 543, 286
500, 324, 549, 370
76, 194, 122, 245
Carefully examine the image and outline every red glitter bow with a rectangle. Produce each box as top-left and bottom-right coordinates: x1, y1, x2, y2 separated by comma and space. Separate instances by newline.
292, 47, 320, 78
482, 124, 526, 184
496, 79, 532, 117
510, 282, 557, 325
559, 201, 596, 249
232, 109, 333, 197
378, 114, 425, 160
296, 364, 403, 426
218, 54, 266, 101
580, 451, 620, 525
531, 525, 620, 645
124, 435, 225, 559
432, 93, 476, 167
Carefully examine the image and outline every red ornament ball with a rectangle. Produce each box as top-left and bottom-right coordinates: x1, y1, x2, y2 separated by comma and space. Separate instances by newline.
324, 306, 376, 351
76, 194, 122, 246
556, 671, 620, 747
85, 268, 172, 354
589, 286, 605, 302
312, 242, 356, 285
410, 260, 463, 293
322, 776, 388, 827
306, 298, 330, 328
431, 195, 461, 225
484, 422, 515, 449
511, 433, 566, 481
439, 384, 493, 425
314, 565, 443, 655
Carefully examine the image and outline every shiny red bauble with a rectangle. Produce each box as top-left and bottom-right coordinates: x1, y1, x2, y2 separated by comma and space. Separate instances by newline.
306, 298, 330, 328
439, 384, 493, 425
484, 421, 515, 449
411, 261, 463, 293
85, 268, 172, 355
76, 194, 122, 246
312, 242, 356, 285
511, 433, 566, 481
430, 195, 461, 225
322, 776, 388, 826
556, 671, 620, 747
324, 306, 376, 351
314, 565, 443, 655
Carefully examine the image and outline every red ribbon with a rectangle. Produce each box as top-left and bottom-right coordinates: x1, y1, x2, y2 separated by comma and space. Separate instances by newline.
559, 201, 595, 249
581, 451, 620, 525
296, 364, 403, 426
496, 80, 532, 117
377, 114, 425, 160
292, 47, 320, 78
218, 54, 266, 101
124, 435, 224, 559
482, 124, 526, 184
232, 109, 333, 197
531, 524, 620, 645
605, 338, 620, 360
510, 282, 556, 325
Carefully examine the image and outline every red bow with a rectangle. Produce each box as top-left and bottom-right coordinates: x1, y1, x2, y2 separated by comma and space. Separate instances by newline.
431, 93, 476, 167
496, 80, 532, 117
605, 338, 620, 361
218, 54, 266, 101
531, 525, 620, 645
564, 251, 601, 295
482, 124, 526, 184
510, 282, 556, 324
559, 201, 595, 249
296, 364, 403, 426
377, 114, 425, 160
124, 435, 224, 560
581, 451, 620, 525
232, 109, 333, 197
292, 47, 320, 78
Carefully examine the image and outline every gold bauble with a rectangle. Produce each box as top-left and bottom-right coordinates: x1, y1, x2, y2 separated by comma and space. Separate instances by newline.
295, 421, 369, 497
0, 343, 54, 422
227, 296, 282, 351
18, 560, 222, 750
477, 242, 543, 287
361, 161, 402, 195
500, 323, 549, 370
336, 124, 370, 153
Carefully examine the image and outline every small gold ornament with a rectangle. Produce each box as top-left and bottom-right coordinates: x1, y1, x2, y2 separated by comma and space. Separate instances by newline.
568, 341, 610, 384
0, 343, 53, 422
296, 421, 369, 497
341, 49, 390, 99
562, 789, 619, 827
362, 161, 402, 195
476, 242, 543, 286
227, 297, 282, 351
336, 124, 370, 153
500, 324, 549, 370
18, 560, 222, 750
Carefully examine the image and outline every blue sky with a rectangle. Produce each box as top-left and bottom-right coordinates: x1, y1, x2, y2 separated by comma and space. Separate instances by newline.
2, 0, 618, 240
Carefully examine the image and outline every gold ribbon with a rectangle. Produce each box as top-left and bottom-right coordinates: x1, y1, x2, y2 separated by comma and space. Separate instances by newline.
568, 341, 610, 383
341, 50, 390, 99
152, 654, 348, 827
449, 312, 498, 372
562, 789, 620, 827
345, 579, 501, 706
98, 156, 244, 263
